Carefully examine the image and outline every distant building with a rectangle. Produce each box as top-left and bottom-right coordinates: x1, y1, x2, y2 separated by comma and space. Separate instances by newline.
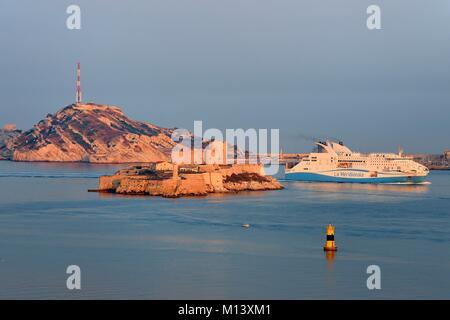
445, 150, 450, 160
2, 123, 17, 132
149, 161, 176, 172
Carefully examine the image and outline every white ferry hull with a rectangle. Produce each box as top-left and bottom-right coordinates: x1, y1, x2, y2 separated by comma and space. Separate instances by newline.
285, 169, 427, 184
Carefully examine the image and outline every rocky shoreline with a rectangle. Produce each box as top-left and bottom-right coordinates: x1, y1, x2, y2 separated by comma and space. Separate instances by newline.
93, 162, 283, 198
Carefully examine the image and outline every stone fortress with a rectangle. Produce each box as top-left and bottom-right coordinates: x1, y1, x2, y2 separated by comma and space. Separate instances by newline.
96, 162, 283, 198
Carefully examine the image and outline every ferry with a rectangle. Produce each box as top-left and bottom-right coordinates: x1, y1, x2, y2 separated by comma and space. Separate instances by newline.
285, 141, 429, 184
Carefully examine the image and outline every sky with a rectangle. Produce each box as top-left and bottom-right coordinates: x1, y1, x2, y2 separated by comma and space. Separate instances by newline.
0, 0, 449, 153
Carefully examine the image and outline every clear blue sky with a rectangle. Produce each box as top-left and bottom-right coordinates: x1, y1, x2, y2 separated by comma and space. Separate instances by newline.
1, 0, 449, 153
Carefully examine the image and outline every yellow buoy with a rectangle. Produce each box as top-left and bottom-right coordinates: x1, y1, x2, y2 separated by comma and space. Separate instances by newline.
323, 224, 337, 251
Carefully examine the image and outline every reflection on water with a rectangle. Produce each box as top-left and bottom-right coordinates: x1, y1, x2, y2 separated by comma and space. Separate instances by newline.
282, 180, 432, 204
95, 189, 280, 201
325, 250, 336, 263
288, 181, 429, 194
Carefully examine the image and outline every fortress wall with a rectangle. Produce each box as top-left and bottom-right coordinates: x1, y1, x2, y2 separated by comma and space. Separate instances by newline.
202, 172, 226, 193
115, 176, 151, 194
220, 164, 263, 177
147, 179, 178, 197
177, 173, 208, 196
98, 175, 122, 190
196, 164, 221, 173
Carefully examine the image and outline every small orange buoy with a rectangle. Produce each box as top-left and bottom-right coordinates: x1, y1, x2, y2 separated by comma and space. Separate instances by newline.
324, 224, 337, 251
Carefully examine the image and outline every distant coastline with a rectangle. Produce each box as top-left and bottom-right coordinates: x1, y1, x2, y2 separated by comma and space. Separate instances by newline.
1, 102, 449, 170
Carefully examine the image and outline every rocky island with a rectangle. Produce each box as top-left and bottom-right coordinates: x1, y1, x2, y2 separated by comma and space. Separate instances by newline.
1, 103, 176, 163
94, 162, 283, 197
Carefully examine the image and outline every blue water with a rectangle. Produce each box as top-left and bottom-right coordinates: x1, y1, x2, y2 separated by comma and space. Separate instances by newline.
0, 161, 449, 299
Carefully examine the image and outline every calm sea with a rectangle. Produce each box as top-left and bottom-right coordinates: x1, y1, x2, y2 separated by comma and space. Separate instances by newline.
0, 161, 449, 299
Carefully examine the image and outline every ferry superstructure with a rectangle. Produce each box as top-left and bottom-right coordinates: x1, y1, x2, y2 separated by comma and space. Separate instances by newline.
285, 141, 429, 183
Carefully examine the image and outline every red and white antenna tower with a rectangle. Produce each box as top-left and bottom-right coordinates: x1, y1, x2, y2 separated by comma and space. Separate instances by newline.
76, 62, 82, 104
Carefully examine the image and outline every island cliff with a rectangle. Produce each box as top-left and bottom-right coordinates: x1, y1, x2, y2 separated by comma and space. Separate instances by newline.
95, 162, 283, 197
1, 103, 176, 163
